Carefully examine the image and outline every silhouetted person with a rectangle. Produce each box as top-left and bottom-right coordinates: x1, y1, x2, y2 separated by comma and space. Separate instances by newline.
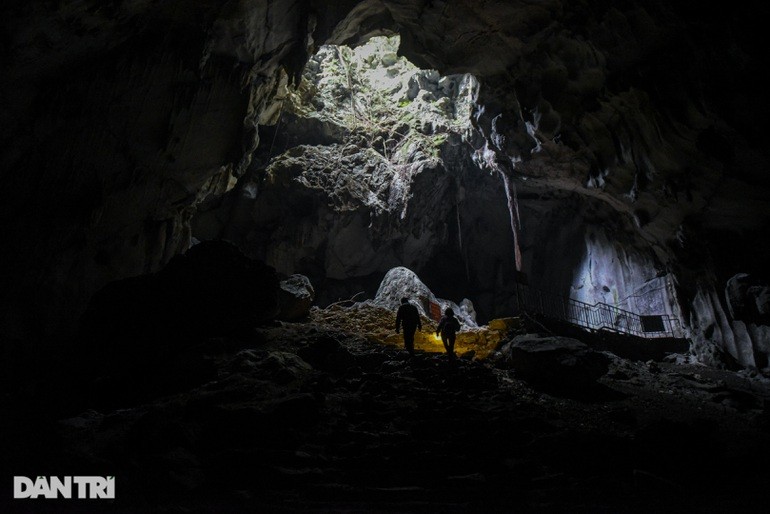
436, 307, 461, 358
396, 297, 421, 355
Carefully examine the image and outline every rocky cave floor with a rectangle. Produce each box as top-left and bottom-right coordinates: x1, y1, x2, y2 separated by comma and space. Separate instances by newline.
3, 316, 770, 514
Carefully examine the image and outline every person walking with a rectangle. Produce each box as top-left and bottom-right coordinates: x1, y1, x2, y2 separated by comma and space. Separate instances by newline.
436, 307, 461, 359
395, 297, 422, 356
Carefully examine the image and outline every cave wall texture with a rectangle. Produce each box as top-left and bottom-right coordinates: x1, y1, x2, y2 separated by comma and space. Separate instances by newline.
2, 0, 769, 369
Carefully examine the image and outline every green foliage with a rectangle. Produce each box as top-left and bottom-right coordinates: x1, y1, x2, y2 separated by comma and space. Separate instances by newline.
425, 134, 447, 160
286, 36, 462, 169
432, 134, 447, 147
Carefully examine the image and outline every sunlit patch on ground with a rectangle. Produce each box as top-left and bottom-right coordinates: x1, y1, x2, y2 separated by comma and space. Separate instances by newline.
309, 303, 518, 359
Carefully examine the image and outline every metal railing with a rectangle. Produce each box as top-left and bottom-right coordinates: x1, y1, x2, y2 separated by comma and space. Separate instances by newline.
513, 282, 681, 339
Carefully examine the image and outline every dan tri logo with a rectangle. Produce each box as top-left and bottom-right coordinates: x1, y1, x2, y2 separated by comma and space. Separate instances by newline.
13, 476, 115, 499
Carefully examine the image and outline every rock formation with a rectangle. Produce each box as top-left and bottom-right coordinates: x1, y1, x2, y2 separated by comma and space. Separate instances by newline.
495, 334, 611, 397
278, 274, 316, 321
1, 1, 769, 371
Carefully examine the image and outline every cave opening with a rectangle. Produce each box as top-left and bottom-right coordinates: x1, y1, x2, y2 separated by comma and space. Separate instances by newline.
192, 35, 511, 323
190, 33, 693, 337
192, 34, 689, 338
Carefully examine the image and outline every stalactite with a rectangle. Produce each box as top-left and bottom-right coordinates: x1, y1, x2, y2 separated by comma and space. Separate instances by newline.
498, 169, 522, 272
472, 110, 525, 273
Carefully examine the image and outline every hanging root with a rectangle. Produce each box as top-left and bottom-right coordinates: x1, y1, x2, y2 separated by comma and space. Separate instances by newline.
324, 291, 365, 309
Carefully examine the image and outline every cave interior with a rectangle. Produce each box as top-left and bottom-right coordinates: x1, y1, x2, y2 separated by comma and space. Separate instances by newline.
2, 1, 770, 512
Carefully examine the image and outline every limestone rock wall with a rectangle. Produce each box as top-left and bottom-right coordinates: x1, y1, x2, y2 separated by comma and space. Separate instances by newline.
686, 274, 770, 370
0, 0, 331, 339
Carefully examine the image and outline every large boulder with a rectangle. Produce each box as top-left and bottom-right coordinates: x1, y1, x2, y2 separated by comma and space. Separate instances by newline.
161, 241, 281, 331
497, 334, 610, 394
278, 274, 315, 321
371, 266, 477, 327
80, 240, 280, 366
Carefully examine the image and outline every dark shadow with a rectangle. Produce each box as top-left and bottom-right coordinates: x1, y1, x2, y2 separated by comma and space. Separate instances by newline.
542, 382, 628, 403
531, 316, 689, 362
